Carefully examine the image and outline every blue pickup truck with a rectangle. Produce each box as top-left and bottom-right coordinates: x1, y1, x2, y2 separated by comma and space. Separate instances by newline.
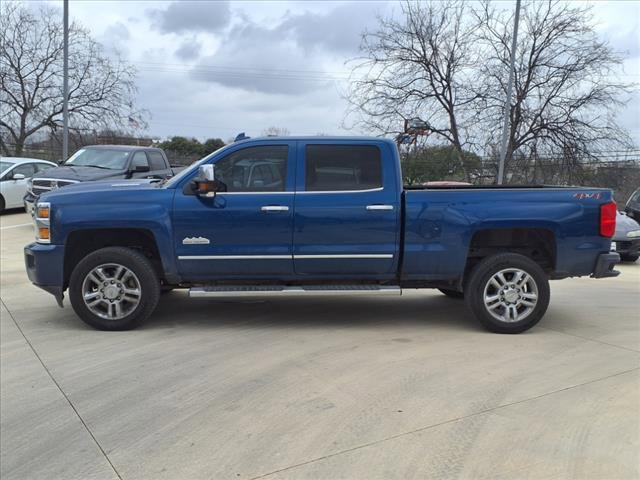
24, 136, 620, 333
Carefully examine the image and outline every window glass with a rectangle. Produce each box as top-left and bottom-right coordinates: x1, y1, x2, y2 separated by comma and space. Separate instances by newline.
12, 163, 37, 178
131, 151, 149, 169
147, 151, 166, 170
65, 148, 130, 170
305, 145, 382, 191
35, 163, 54, 173
214, 146, 288, 192
0, 162, 14, 174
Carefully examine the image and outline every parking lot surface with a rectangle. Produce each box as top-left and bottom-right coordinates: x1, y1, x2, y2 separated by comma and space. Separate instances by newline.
1, 210, 639, 480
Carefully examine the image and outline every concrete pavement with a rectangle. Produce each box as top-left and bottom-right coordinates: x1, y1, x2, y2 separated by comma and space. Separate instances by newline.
1, 211, 639, 479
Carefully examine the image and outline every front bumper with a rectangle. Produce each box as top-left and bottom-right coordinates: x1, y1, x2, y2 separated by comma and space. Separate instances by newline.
612, 239, 640, 257
23, 192, 37, 215
24, 242, 66, 306
591, 253, 621, 278
625, 208, 640, 223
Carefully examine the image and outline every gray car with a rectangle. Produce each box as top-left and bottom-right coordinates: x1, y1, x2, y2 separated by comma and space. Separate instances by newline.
612, 210, 640, 262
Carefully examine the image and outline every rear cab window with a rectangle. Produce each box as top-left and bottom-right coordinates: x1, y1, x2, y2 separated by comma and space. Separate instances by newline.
131, 152, 149, 169
304, 145, 382, 192
147, 151, 167, 171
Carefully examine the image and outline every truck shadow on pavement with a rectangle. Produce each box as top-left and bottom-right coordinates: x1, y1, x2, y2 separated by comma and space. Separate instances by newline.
143, 293, 479, 332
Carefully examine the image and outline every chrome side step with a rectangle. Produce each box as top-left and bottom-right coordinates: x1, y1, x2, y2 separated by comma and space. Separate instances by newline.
189, 285, 402, 297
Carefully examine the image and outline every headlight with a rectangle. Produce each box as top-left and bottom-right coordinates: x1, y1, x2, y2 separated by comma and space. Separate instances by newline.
627, 230, 640, 238
35, 202, 51, 244
27, 178, 33, 190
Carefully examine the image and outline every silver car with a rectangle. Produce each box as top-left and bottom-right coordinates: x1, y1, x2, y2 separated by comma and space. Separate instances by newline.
611, 210, 640, 262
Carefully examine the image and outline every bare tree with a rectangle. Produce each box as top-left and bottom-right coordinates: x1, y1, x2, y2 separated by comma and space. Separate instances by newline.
262, 126, 290, 137
0, 2, 146, 156
345, 1, 482, 179
346, 0, 635, 183
473, 0, 633, 167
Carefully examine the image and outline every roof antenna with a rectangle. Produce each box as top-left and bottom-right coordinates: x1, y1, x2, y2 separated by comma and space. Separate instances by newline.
234, 132, 250, 142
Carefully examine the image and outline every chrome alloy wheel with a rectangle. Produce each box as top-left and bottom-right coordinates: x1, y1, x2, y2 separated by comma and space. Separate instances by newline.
483, 268, 539, 323
81, 263, 142, 320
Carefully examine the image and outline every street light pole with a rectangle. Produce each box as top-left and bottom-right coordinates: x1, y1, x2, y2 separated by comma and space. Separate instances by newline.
497, 0, 521, 185
62, 0, 69, 161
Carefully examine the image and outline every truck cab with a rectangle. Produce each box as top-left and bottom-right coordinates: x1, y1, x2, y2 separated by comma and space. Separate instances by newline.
24, 136, 620, 334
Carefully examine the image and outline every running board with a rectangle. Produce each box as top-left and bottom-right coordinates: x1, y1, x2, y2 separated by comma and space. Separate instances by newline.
189, 285, 402, 297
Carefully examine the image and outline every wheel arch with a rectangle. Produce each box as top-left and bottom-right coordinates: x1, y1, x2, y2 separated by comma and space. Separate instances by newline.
63, 228, 167, 288
463, 227, 557, 283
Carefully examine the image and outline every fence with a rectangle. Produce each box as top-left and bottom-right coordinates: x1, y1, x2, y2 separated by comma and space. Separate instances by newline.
3, 140, 639, 203
401, 152, 640, 204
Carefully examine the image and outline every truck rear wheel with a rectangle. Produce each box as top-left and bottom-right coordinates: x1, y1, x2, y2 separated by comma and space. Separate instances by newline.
465, 253, 550, 334
69, 247, 160, 330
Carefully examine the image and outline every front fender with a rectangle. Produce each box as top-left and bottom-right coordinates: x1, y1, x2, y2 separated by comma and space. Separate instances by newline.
48, 189, 178, 280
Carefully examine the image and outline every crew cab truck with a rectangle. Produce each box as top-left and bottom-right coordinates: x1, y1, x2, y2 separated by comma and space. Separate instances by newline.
24, 137, 620, 333
24, 145, 179, 214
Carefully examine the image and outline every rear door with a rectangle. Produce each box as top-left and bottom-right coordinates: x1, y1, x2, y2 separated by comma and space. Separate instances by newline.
172, 142, 296, 280
293, 141, 400, 278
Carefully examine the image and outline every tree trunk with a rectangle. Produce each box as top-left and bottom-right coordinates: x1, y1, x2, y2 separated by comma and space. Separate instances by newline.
14, 138, 24, 156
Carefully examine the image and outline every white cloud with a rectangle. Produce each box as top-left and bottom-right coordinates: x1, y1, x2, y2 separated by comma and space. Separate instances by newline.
148, 1, 231, 34
34, 0, 640, 144
175, 39, 202, 61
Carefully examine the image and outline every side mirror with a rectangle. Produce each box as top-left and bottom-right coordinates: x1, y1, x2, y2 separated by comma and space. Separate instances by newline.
12, 173, 26, 180
133, 164, 150, 173
199, 164, 215, 181
194, 164, 224, 197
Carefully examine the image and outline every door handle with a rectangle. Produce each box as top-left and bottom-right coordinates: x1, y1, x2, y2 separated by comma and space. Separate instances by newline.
366, 205, 394, 211
261, 205, 290, 212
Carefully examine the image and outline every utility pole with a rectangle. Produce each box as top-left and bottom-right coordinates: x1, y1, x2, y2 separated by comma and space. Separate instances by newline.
497, 0, 521, 185
62, 0, 69, 161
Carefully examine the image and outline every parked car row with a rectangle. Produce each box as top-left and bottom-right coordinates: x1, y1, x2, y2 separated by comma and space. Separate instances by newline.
612, 210, 640, 262
1, 145, 185, 214
625, 188, 640, 223
23, 145, 182, 214
0, 157, 57, 212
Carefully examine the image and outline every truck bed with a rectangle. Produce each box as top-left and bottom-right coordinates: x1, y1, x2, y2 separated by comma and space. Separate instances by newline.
401, 186, 613, 282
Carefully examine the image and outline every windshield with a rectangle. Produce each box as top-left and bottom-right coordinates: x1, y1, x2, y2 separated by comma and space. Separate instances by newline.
65, 148, 130, 170
0, 161, 14, 174
163, 143, 232, 187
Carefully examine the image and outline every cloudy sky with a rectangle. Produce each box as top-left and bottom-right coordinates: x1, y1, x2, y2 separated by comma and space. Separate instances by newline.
40, 0, 640, 144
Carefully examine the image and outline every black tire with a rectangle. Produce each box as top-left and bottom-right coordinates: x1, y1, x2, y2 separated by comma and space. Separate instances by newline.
438, 288, 464, 299
464, 253, 550, 334
0, 195, 5, 213
69, 247, 160, 330
620, 254, 639, 262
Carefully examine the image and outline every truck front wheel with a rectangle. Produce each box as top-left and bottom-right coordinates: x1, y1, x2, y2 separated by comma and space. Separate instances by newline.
69, 247, 160, 330
465, 253, 550, 334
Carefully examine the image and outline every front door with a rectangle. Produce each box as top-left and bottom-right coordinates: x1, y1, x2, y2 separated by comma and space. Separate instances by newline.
293, 142, 400, 278
1, 163, 36, 208
172, 142, 296, 280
